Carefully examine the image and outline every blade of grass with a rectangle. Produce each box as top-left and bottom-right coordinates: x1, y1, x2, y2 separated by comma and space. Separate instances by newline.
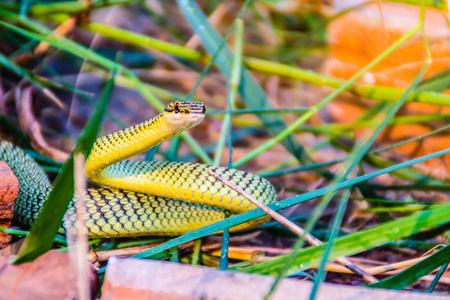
262, 121, 450, 179
0, 226, 68, 243
192, 239, 202, 266
332, 139, 448, 185
86, 22, 203, 62
306, 8, 432, 297
14, 71, 115, 264
239, 203, 450, 275
208, 107, 312, 115
20, 7, 450, 107
386, 240, 443, 251
427, 261, 449, 293
309, 189, 351, 299
218, 20, 244, 270
218, 211, 230, 270
231, 23, 421, 168
0, 51, 72, 94
369, 244, 450, 290
307, 47, 431, 286
0, 10, 212, 164
213, 19, 243, 167
177, 0, 331, 177
0, 0, 141, 16
418, 69, 450, 91
95, 146, 450, 275
303, 113, 450, 133
362, 183, 450, 191
390, 0, 447, 9
243, 57, 450, 107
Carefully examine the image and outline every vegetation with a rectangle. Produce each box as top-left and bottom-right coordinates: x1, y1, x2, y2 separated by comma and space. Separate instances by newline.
1, 0, 450, 298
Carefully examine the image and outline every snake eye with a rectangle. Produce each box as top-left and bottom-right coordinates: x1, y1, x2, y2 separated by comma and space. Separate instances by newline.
174, 103, 180, 113
202, 106, 206, 114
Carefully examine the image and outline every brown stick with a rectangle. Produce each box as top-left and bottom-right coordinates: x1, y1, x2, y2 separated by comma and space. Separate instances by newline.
208, 170, 378, 284
92, 240, 196, 263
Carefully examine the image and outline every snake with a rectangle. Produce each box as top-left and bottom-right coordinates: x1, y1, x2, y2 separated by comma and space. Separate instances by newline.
0, 101, 277, 238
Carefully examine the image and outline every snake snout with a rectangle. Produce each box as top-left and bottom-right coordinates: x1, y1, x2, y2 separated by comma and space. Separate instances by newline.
163, 101, 206, 130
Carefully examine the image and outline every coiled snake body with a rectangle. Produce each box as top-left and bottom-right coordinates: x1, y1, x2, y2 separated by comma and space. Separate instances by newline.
0, 101, 276, 237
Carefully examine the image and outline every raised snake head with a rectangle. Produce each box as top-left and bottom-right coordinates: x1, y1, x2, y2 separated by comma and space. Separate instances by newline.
163, 101, 206, 131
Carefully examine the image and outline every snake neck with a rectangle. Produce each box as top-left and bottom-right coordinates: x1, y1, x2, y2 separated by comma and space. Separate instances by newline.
85, 113, 178, 181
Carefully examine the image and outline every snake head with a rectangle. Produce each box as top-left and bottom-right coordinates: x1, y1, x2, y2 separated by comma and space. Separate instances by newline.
163, 101, 206, 131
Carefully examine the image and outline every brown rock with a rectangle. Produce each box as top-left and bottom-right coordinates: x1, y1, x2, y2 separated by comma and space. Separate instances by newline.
0, 250, 100, 299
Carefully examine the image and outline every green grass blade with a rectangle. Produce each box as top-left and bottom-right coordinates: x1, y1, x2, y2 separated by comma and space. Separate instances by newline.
0, 51, 53, 92
390, 0, 447, 9
385, 240, 442, 251
208, 107, 312, 115
213, 19, 243, 167
264, 120, 450, 179
240, 203, 450, 275
14, 72, 115, 264
192, 239, 202, 266
369, 244, 450, 290
38, 8, 450, 108
0, 10, 211, 164
0, 0, 141, 16
308, 189, 351, 299
304, 17, 432, 294
217, 19, 244, 269
87, 22, 202, 62
243, 57, 450, 107
232, 24, 420, 168
417, 69, 450, 92
305, 53, 430, 271
177, 0, 329, 175
35, 9, 450, 108
95, 146, 450, 275
427, 261, 449, 293
332, 141, 448, 185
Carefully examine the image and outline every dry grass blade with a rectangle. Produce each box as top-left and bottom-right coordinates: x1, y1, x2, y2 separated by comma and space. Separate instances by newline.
93, 245, 156, 262
34, 16, 79, 57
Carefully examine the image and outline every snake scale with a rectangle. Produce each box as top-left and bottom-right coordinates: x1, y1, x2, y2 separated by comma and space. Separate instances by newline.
0, 101, 276, 237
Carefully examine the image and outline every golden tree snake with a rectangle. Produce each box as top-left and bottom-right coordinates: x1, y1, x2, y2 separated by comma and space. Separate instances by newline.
0, 101, 277, 238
